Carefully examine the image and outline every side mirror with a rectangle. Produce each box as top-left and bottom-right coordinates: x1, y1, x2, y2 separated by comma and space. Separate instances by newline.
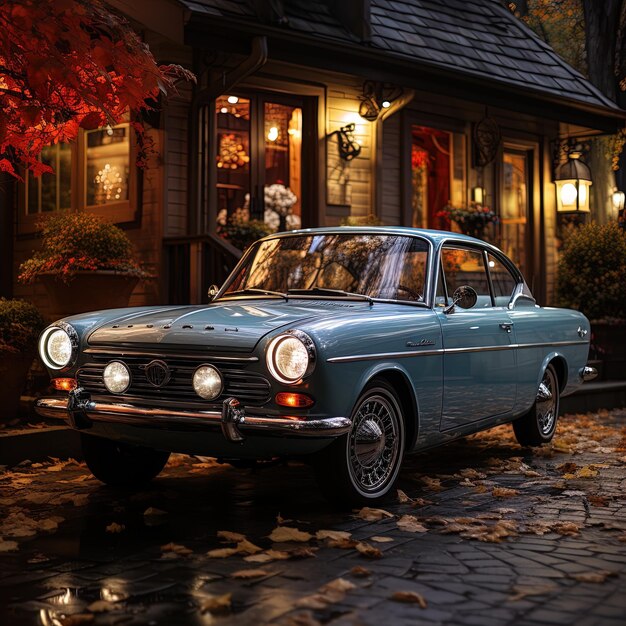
444, 285, 478, 314
207, 284, 220, 301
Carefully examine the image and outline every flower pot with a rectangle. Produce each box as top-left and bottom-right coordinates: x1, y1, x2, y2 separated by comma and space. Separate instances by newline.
39, 271, 139, 321
0, 352, 35, 420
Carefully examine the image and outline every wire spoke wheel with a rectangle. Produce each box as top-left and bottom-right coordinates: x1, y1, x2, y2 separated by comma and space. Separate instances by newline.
348, 392, 401, 494
536, 367, 557, 436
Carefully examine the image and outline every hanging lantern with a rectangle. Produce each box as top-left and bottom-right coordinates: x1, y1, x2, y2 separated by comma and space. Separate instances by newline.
554, 146, 592, 213
612, 187, 625, 213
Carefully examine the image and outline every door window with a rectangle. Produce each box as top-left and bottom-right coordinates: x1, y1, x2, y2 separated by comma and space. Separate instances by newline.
440, 246, 492, 308
501, 150, 529, 278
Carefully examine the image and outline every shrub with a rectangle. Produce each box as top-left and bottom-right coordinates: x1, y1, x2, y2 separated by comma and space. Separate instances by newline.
556, 222, 626, 321
0, 298, 45, 355
18, 211, 149, 284
218, 213, 273, 250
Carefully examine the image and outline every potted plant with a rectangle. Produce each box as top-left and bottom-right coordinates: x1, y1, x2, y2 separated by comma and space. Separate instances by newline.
0, 298, 45, 420
556, 222, 626, 380
437, 202, 499, 240
217, 208, 273, 251
18, 211, 150, 320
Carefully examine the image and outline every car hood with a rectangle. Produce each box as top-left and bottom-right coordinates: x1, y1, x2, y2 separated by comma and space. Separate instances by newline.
87, 299, 365, 351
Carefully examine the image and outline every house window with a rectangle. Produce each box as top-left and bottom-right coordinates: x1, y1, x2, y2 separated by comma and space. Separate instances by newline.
25, 143, 72, 214
20, 121, 135, 231
411, 125, 466, 228
85, 124, 130, 207
215, 93, 308, 235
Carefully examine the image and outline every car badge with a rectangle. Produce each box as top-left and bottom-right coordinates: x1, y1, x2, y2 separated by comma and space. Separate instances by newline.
144, 360, 171, 388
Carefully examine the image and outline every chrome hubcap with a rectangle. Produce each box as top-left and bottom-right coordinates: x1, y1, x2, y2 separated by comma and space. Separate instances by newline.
537, 369, 557, 435
348, 394, 400, 492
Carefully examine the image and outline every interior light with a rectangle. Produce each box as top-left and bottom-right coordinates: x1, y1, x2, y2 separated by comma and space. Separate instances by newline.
227, 95, 239, 104
381, 100, 391, 108
267, 126, 279, 142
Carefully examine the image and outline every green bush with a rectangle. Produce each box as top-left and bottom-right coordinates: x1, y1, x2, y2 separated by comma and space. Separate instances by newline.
0, 298, 45, 354
218, 214, 273, 250
18, 211, 148, 284
556, 222, 626, 321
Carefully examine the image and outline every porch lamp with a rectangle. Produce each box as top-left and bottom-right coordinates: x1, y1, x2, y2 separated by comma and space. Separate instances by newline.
554, 146, 592, 213
612, 187, 625, 213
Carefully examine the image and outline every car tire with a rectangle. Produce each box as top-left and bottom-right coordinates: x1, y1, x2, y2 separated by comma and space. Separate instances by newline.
314, 380, 405, 507
512, 364, 560, 447
81, 434, 170, 487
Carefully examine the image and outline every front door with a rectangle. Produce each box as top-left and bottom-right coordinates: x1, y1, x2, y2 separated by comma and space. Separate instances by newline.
436, 244, 517, 430
215, 93, 315, 234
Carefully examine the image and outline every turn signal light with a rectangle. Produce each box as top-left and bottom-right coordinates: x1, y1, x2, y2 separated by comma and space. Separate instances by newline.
52, 378, 77, 392
275, 392, 314, 408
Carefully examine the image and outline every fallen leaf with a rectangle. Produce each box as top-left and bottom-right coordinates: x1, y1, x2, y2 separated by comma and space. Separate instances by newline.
207, 547, 238, 558
144, 507, 167, 517
269, 526, 313, 543
508, 583, 557, 601
576, 466, 599, 478
397, 515, 428, 533
420, 476, 442, 491
390, 591, 427, 608
355, 507, 394, 521
315, 529, 352, 542
161, 542, 193, 556
231, 568, 270, 579
0, 539, 18, 552
370, 535, 394, 543
105, 522, 125, 534
217, 530, 247, 543
492, 487, 519, 498
295, 578, 356, 609
570, 570, 617, 583
235, 539, 263, 555
199, 592, 232, 615
350, 565, 371, 577
397, 489, 412, 503
355, 541, 382, 558
588, 495, 608, 507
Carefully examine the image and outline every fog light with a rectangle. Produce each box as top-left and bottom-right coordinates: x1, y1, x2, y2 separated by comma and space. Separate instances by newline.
103, 361, 131, 394
275, 392, 315, 408
52, 378, 77, 392
193, 364, 223, 400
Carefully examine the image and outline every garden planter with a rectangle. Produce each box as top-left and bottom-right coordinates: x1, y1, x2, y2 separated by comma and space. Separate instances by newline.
0, 352, 35, 420
40, 271, 139, 321
589, 320, 626, 381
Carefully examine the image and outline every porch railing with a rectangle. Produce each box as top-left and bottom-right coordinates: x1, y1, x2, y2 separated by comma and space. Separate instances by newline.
163, 233, 242, 305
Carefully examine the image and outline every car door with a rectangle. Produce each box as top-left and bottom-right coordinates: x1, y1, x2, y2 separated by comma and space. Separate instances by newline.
436, 244, 517, 431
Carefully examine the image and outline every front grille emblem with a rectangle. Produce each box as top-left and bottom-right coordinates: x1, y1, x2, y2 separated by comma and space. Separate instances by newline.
144, 360, 171, 388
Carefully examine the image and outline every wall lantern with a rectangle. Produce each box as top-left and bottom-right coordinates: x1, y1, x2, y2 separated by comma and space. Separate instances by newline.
471, 186, 487, 205
359, 80, 403, 121
554, 146, 592, 213
612, 187, 625, 213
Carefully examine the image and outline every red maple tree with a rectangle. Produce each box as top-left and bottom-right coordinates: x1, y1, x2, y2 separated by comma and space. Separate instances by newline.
0, 0, 194, 178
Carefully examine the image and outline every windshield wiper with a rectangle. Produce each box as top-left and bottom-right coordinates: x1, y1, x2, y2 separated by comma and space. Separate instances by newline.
287, 287, 373, 305
222, 288, 288, 301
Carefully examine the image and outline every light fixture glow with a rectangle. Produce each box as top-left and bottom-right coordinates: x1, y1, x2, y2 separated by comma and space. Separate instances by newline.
267, 126, 279, 142
227, 95, 239, 104
381, 100, 391, 108
103, 361, 131, 394
193, 365, 223, 400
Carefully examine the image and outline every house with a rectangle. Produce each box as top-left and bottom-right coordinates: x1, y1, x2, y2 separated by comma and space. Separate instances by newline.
4, 0, 625, 317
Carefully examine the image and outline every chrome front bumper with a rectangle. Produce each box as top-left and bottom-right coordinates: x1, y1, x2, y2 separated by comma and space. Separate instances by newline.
579, 366, 598, 382
35, 388, 351, 443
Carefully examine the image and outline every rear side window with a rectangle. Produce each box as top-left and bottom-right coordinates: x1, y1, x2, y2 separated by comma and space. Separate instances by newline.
488, 253, 517, 305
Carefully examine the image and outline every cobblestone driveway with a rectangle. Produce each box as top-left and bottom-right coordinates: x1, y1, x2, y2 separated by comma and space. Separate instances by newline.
1, 410, 625, 626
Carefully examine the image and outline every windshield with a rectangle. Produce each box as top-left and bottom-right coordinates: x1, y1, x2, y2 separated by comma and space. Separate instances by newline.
222, 233, 429, 302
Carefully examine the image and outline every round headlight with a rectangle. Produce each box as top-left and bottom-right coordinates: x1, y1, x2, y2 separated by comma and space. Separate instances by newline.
193, 365, 223, 400
39, 326, 75, 369
103, 361, 131, 394
267, 332, 314, 384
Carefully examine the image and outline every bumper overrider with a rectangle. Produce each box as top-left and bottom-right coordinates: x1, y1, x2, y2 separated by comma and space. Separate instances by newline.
35, 388, 352, 443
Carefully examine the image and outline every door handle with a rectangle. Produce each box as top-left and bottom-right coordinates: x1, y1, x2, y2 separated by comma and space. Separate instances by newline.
499, 322, 513, 333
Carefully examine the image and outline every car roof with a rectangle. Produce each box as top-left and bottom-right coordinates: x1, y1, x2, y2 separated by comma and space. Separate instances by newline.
266, 226, 491, 247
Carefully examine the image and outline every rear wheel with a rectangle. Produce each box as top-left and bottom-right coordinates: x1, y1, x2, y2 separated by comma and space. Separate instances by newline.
314, 380, 405, 506
81, 434, 170, 487
513, 364, 560, 447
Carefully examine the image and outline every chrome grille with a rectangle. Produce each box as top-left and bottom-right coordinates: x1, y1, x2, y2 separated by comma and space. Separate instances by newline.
77, 351, 271, 406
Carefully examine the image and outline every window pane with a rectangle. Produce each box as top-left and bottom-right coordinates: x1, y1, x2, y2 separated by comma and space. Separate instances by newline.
488, 253, 516, 303
264, 102, 302, 230
86, 125, 129, 206
40, 146, 57, 212
441, 247, 491, 307
58, 143, 72, 209
216, 95, 251, 228
501, 151, 528, 275
27, 169, 39, 215
25, 143, 72, 214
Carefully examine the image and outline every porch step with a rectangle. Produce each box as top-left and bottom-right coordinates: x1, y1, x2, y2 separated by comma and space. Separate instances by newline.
560, 380, 626, 415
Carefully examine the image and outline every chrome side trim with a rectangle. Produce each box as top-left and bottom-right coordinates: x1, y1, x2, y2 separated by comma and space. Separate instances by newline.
84, 348, 258, 362
327, 339, 588, 363
35, 397, 351, 437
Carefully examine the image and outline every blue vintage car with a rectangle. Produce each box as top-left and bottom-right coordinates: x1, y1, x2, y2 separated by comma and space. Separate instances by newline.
37, 227, 596, 503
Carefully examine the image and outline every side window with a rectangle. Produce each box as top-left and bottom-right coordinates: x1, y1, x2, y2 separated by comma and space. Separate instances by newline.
440, 246, 492, 308
488, 253, 517, 306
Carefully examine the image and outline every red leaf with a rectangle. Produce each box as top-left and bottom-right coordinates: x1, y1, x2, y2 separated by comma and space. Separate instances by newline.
80, 112, 104, 130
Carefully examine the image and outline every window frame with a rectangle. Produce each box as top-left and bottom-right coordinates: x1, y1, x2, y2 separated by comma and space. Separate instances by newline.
18, 122, 137, 234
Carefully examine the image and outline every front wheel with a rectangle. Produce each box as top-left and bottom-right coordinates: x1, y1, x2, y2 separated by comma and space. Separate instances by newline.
513, 364, 560, 447
314, 380, 405, 506
81, 434, 170, 488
